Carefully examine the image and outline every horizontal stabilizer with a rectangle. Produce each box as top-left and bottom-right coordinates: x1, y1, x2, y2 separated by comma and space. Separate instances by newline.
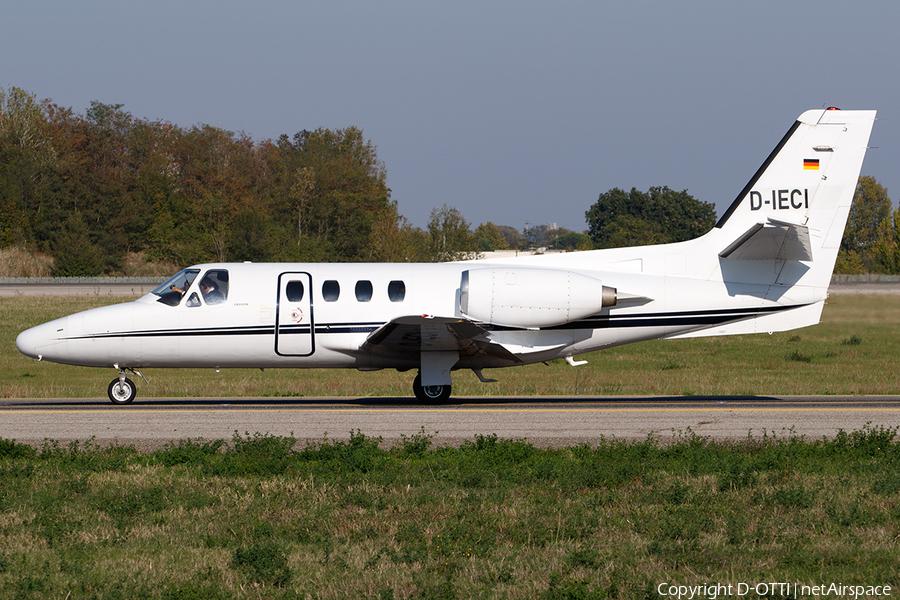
719, 218, 812, 261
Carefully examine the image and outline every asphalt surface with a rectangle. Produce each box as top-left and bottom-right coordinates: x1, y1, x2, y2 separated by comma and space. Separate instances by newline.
1, 395, 898, 450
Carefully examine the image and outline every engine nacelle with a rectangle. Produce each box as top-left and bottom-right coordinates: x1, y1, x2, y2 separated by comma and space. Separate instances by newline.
459, 268, 616, 328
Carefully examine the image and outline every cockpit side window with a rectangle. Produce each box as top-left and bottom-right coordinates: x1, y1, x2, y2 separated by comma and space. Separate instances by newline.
198, 270, 229, 305
153, 269, 200, 306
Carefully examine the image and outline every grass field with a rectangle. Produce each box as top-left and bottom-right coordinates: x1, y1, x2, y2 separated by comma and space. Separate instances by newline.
1, 428, 899, 598
2, 294, 899, 399
2, 295, 900, 597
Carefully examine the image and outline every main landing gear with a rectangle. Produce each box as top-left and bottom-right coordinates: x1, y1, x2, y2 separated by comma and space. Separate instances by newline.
412, 374, 451, 403
107, 367, 147, 405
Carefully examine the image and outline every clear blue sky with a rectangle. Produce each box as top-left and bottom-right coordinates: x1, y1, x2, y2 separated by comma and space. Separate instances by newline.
3, 1, 897, 233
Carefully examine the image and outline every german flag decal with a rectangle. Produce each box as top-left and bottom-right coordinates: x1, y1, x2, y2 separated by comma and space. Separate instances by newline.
803, 158, 819, 170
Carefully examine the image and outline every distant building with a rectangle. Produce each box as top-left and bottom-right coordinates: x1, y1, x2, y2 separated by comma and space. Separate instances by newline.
468, 248, 568, 260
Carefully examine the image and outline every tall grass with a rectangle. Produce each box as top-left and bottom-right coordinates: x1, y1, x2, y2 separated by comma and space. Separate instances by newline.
0, 427, 898, 597
3, 295, 900, 398
0, 248, 180, 278
0, 246, 53, 277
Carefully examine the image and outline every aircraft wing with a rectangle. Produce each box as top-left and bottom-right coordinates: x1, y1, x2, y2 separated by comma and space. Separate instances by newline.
361, 315, 522, 363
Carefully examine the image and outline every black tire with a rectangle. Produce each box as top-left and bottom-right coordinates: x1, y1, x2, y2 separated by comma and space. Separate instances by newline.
108, 377, 137, 405
413, 374, 451, 403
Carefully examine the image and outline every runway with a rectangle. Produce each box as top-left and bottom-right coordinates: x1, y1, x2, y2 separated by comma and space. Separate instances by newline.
1, 395, 899, 450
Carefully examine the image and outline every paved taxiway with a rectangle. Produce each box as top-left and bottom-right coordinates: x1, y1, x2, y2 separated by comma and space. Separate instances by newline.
1, 396, 898, 450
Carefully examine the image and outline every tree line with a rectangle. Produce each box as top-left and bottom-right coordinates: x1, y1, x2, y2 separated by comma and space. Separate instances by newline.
582, 178, 896, 275
0, 87, 493, 275
835, 176, 897, 274
0, 87, 891, 275
0, 87, 606, 275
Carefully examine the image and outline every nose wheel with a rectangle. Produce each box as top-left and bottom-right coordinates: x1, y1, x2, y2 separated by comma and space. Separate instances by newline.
107, 367, 147, 405
108, 377, 136, 404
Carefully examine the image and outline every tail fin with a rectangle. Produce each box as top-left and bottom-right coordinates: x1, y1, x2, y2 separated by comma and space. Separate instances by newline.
714, 108, 876, 288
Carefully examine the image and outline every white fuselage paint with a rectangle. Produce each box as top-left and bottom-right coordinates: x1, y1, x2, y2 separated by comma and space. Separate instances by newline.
15, 258, 823, 372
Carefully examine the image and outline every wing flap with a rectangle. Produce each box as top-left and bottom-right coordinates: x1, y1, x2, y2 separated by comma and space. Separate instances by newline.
361, 315, 522, 363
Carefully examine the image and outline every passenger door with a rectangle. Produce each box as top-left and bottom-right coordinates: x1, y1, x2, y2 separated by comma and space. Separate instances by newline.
275, 272, 314, 356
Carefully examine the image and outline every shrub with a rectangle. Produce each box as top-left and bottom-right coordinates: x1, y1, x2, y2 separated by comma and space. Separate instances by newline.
232, 540, 291, 587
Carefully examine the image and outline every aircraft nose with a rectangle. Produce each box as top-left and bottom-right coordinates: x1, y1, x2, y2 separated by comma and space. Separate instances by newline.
16, 319, 64, 360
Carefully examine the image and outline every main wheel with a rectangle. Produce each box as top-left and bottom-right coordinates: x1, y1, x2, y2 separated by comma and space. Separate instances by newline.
108, 377, 137, 405
413, 374, 451, 403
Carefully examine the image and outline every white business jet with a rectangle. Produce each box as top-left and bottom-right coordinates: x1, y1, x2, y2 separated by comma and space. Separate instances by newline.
16, 108, 876, 404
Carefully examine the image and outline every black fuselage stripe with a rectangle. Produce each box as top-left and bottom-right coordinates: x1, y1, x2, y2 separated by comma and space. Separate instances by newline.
64, 304, 805, 341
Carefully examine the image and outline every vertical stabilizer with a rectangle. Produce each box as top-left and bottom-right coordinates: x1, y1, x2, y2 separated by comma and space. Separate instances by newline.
714, 109, 875, 288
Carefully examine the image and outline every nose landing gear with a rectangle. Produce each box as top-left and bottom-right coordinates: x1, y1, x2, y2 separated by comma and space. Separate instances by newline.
107, 367, 148, 405
108, 376, 136, 404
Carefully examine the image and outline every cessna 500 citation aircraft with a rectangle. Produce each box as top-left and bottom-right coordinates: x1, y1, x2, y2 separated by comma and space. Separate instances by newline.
17, 108, 876, 404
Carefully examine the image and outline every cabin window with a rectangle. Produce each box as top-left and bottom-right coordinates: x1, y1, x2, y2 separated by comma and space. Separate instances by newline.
152, 268, 200, 306
286, 281, 304, 302
388, 280, 406, 302
355, 280, 373, 302
322, 280, 340, 302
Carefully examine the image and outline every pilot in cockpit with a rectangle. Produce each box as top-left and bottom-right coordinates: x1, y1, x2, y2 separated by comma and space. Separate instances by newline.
199, 277, 224, 304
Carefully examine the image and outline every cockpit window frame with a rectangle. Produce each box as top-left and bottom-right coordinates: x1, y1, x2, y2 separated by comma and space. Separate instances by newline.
152, 269, 201, 307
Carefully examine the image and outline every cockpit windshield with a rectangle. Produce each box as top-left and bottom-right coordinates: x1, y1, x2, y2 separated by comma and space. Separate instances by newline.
152, 269, 200, 306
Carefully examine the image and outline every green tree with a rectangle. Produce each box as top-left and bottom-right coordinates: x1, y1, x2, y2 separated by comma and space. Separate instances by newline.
0, 87, 410, 270
275, 127, 392, 262
551, 231, 593, 251
369, 205, 429, 262
51, 212, 103, 276
0, 86, 55, 247
523, 223, 564, 247
837, 176, 891, 273
474, 221, 509, 251
496, 225, 525, 251
585, 186, 716, 249
427, 204, 477, 262
32, 101, 144, 271
874, 205, 900, 274
0, 86, 55, 165
228, 206, 277, 262
289, 166, 315, 243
